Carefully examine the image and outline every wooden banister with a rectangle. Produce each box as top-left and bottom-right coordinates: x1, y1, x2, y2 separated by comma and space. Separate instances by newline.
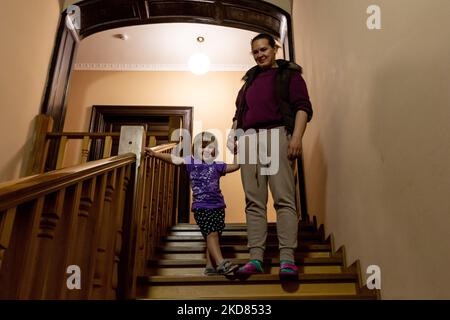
0, 122, 182, 300
0, 153, 138, 299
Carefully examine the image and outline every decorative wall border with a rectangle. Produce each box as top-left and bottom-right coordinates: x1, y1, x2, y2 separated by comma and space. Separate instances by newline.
74, 62, 253, 72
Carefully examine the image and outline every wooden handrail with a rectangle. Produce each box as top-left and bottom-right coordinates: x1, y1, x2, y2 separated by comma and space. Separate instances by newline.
46, 132, 167, 139
150, 143, 178, 153
0, 154, 135, 212
46, 132, 121, 139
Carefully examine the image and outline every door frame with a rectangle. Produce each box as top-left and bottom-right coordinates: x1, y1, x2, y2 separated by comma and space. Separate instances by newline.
41, 0, 294, 131
89, 105, 193, 223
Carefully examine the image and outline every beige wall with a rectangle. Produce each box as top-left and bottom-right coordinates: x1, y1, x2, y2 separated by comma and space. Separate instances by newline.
0, 0, 62, 183
267, 0, 291, 13
293, 0, 450, 299
65, 70, 279, 223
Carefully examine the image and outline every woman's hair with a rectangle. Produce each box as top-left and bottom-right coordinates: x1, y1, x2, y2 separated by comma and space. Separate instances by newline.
192, 131, 218, 160
251, 33, 277, 48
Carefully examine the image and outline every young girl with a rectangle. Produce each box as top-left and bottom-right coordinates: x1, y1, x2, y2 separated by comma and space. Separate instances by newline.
146, 132, 240, 275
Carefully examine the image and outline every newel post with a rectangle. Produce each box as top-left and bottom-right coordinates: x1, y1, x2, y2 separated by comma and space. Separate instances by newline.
117, 126, 146, 299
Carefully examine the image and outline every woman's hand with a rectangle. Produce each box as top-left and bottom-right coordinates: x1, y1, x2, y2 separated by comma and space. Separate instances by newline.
287, 135, 302, 160
227, 134, 238, 155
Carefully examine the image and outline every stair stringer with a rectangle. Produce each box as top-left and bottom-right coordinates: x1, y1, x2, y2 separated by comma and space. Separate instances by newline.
313, 216, 381, 300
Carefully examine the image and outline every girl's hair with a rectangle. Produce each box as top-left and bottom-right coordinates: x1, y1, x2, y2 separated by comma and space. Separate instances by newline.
251, 33, 277, 48
192, 131, 218, 160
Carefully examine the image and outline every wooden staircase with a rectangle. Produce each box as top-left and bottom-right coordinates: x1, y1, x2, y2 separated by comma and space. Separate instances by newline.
137, 222, 380, 300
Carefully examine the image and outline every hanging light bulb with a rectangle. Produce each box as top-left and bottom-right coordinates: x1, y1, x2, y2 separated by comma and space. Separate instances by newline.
188, 36, 210, 75
188, 53, 211, 75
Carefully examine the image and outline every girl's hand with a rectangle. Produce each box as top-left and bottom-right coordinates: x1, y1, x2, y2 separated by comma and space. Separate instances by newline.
145, 147, 156, 157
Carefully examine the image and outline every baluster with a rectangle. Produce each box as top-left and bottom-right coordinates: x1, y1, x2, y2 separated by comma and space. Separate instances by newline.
110, 165, 130, 299
101, 168, 125, 299
172, 166, 180, 225
46, 183, 82, 299
91, 170, 116, 299
62, 178, 96, 299
80, 136, 91, 164
146, 157, 157, 261
0, 208, 17, 271
56, 136, 68, 169
156, 159, 164, 247
85, 174, 107, 299
167, 165, 175, 229
151, 159, 161, 251
0, 198, 45, 299
29, 190, 66, 299
162, 161, 170, 232
136, 160, 147, 276
103, 136, 113, 159
139, 158, 151, 270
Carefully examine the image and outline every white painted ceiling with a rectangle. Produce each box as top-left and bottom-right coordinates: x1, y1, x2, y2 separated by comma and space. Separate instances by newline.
75, 23, 284, 72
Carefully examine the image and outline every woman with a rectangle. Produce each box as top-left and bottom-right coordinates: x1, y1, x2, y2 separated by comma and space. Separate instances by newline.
227, 33, 313, 277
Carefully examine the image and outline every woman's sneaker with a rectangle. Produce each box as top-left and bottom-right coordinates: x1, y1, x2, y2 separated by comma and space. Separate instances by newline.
216, 259, 239, 275
279, 260, 299, 278
235, 259, 263, 275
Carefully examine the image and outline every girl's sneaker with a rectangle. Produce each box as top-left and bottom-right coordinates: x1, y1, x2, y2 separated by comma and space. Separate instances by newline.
279, 260, 299, 278
216, 259, 239, 275
236, 259, 263, 275
204, 266, 217, 276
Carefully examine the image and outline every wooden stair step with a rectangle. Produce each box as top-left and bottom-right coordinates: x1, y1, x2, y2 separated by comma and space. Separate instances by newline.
148, 256, 343, 267
171, 294, 378, 300
171, 223, 317, 232
137, 273, 359, 299
147, 265, 344, 276
168, 231, 321, 237
164, 233, 323, 242
157, 243, 332, 253
156, 252, 331, 260
161, 239, 330, 248
139, 272, 358, 284
138, 283, 360, 299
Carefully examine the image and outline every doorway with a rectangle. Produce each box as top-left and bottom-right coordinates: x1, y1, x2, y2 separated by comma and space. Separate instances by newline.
88, 105, 193, 222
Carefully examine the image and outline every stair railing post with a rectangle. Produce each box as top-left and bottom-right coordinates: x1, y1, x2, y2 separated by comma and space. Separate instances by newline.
24, 115, 54, 175
117, 126, 146, 299
296, 156, 309, 223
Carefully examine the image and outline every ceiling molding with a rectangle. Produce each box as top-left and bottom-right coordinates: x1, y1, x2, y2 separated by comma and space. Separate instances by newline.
74, 63, 253, 72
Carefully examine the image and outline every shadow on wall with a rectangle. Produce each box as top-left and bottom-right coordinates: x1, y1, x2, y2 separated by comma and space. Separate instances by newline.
303, 133, 328, 227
